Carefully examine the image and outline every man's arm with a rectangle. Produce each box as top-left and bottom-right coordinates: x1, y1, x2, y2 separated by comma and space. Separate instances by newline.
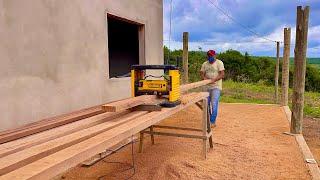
200, 71, 207, 80
211, 70, 225, 83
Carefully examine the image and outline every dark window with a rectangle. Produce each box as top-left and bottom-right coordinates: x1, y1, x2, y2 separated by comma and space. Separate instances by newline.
108, 15, 139, 78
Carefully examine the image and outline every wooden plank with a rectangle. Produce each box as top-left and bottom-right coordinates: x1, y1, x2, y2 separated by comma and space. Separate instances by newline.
153, 125, 202, 132
282, 106, 320, 179
0, 106, 104, 144
0, 111, 148, 175
2, 92, 208, 180
0, 111, 129, 158
131, 105, 162, 112
295, 135, 320, 179
142, 130, 207, 139
102, 95, 157, 112
0, 105, 102, 137
180, 80, 211, 93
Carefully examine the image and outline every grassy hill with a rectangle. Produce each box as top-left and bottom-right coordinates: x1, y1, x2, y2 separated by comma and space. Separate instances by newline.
256, 57, 320, 69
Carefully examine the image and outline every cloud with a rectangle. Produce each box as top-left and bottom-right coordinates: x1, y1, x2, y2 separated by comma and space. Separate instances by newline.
163, 0, 320, 57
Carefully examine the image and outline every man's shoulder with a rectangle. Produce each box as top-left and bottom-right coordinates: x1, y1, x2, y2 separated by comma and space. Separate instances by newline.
216, 59, 224, 64
202, 61, 209, 65
201, 61, 209, 67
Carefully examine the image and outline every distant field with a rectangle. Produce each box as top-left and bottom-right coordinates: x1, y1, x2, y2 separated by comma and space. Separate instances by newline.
261, 57, 320, 69
307, 58, 320, 68
220, 80, 320, 118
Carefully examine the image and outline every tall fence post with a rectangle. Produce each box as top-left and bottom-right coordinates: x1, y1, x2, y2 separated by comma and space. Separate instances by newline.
274, 41, 280, 103
281, 28, 291, 106
183, 32, 189, 84
291, 6, 309, 134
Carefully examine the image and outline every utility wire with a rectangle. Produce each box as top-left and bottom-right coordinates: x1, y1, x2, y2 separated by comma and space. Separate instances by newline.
164, 39, 277, 44
206, 0, 281, 43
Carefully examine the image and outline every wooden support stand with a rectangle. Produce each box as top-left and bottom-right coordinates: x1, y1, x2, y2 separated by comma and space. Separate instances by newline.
139, 99, 213, 159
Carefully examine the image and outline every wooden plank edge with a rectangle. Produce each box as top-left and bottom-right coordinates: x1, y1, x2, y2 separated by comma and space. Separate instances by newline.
180, 80, 211, 93
0, 111, 129, 158
0, 109, 104, 144
101, 95, 157, 112
0, 106, 102, 137
282, 106, 320, 180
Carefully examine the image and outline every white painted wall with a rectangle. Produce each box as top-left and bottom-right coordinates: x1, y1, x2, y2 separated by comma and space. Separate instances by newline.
0, 0, 163, 130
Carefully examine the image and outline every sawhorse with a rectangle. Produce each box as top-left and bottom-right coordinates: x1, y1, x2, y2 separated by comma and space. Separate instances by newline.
139, 98, 213, 159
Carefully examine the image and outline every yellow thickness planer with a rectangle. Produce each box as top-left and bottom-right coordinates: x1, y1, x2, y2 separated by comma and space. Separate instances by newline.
131, 65, 181, 107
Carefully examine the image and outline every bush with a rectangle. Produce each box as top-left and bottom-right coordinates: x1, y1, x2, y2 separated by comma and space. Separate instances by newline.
163, 47, 320, 92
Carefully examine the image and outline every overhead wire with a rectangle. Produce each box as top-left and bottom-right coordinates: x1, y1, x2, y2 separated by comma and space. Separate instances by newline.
206, 0, 281, 43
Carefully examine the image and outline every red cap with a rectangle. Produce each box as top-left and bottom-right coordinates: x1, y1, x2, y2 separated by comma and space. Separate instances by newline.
207, 50, 216, 57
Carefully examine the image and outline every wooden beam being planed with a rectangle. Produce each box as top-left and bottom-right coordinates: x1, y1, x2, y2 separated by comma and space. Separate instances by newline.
102, 95, 157, 112
180, 80, 212, 93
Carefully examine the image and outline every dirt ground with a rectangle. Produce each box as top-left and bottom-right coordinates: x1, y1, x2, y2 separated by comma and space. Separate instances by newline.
61, 103, 311, 180
303, 117, 320, 166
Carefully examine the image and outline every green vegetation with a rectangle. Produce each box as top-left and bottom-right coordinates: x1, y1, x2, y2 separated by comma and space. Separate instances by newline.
253, 57, 320, 69
221, 80, 320, 118
164, 47, 320, 118
164, 47, 320, 92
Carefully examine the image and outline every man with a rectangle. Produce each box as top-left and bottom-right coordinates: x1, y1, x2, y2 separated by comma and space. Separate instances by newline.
200, 50, 225, 128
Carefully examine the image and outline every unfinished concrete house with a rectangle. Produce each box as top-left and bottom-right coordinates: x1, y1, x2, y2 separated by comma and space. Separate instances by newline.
0, 0, 163, 131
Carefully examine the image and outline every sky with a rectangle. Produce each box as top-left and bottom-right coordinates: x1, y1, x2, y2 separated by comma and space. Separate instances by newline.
163, 0, 320, 57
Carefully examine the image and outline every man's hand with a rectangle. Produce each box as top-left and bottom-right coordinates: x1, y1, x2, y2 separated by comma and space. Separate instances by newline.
200, 71, 206, 80
211, 77, 217, 83
212, 71, 225, 83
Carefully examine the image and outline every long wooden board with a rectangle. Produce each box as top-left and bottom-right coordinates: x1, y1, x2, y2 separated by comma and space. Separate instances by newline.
0, 111, 148, 175
180, 80, 212, 93
0, 106, 104, 144
1, 92, 208, 180
0, 105, 103, 137
0, 111, 129, 158
102, 95, 157, 112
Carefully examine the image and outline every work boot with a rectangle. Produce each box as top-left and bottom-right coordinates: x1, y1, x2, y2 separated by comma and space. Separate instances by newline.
210, 123, 216, 128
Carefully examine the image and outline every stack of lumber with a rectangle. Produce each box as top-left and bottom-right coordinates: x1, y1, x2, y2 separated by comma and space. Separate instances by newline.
0, 80, 211, 179
0, 105, 105, 144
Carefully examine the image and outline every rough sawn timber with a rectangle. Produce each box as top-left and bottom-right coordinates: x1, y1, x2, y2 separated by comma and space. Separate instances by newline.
1, 92, 208, 180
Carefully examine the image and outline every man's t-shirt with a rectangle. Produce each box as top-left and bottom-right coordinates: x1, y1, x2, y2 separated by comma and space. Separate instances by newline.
200, 59, 225, 90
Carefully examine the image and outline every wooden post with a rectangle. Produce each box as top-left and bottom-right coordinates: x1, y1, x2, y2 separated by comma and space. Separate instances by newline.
202, 98, 208, 159
291, 6, 309, 134
274, 41, 280, 104
281, 28, 291, 106
183, 32, 189, 84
